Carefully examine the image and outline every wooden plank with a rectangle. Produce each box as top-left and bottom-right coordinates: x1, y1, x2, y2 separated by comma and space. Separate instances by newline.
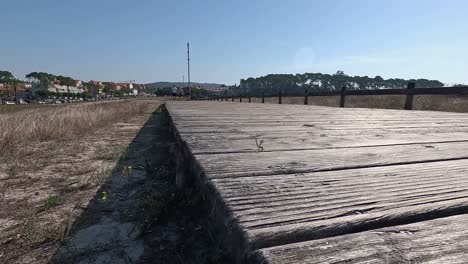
166, 101, 468, 119
173, 121, 468, 131
182, 132, 468, 153
208, 160, 468, 249
253, 213, 468, 264
197, 141, 468, 178
167, 102, 468, 136
175, 125, 468, 134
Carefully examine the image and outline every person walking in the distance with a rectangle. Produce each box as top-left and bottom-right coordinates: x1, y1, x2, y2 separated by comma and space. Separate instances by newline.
177, 87, 182, 99
171, 85, 178, 99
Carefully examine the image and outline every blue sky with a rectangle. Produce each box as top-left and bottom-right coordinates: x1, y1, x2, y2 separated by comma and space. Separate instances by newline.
1, 0, 468, 85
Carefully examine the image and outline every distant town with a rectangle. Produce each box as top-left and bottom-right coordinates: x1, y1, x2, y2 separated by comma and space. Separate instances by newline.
0, 70, 230, 104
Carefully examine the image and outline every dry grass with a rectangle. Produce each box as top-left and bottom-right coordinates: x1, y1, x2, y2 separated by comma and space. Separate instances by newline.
244, 95, 468, 112
0, 101, 147, 161
0, 99, 161, 263
0, 104, 59, 114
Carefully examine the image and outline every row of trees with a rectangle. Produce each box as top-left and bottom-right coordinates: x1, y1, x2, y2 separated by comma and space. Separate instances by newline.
1, 71, 138, 99
0, 71, 24, 99
26, 72, 80, 98
234, 71, 448, 96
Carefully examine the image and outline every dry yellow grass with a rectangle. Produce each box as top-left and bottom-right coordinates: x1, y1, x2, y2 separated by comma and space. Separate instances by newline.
0, 101, 147, 160
0, 100, 161, 263
238, 94, 468, 112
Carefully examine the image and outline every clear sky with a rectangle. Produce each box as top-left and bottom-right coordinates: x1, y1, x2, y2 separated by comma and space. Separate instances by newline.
2, 0, 468, 85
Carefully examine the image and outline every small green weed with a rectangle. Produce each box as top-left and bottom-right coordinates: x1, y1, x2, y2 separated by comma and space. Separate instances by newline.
41, 195, 63, 210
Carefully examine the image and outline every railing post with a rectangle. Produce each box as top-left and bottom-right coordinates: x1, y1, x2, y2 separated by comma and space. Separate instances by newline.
262, 92, 265, 103
405, 82, 416, 110
240, 94, 242, 102
304, 89, 308, 105
279, 90, 282, 104
249, 95, 251, 103
340, 86, 347, 107
232, 96, 234, 102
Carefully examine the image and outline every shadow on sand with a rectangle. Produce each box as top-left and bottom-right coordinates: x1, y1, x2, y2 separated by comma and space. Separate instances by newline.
50, 107, 234, 264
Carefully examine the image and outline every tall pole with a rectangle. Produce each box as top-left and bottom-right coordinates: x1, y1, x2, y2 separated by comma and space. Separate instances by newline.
187, 42, 191, 99
13, 79, 17, 102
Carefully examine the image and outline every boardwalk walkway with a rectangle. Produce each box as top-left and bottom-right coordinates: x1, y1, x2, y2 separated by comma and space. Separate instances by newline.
166, 101, 468, 263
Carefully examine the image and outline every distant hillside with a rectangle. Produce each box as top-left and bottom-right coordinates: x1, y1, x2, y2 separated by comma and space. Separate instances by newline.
237, 71, 445, 96
145, 82, 225, 90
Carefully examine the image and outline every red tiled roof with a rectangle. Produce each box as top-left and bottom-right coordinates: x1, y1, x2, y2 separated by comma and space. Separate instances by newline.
0, 87, 26, 92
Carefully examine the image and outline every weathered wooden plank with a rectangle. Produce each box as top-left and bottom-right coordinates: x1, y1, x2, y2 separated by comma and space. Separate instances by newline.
167, 102, 468, 137
252, 213, 468, 264
182, 132, 468, 153
206, 160, 468, 249
175, 125, 468, 136
167, 101, 459, 112
197, 141, 468, 178
166, 102, 468, 120
173, 121, 468, 131
165, 102, 468, 262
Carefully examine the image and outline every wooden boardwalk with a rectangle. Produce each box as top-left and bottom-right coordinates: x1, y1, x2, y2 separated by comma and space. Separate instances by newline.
166, 101, 468, 263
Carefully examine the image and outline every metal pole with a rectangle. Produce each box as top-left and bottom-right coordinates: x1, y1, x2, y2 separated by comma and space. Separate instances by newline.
13, 80, 17, 102
187, 42, 191, 99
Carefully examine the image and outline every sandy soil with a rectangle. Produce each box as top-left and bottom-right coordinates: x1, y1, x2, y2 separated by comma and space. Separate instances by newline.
0, 101, 160, 263
1, 100, 234, 264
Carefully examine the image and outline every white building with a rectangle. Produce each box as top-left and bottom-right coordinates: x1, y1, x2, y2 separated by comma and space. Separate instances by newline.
32, 80, 85, 95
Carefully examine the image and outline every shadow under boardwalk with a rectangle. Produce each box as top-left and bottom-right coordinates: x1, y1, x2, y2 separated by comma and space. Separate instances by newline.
51, 107, 235, 264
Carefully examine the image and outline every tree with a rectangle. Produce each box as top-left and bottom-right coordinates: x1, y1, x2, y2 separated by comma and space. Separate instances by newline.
0, 71, 22, 100
239, 71, 446, 96
83, 82, 100, 96
102, 82, 113, 95
0, 71, 14, 83
26, 72, 55, 98
334, 70, 346, 76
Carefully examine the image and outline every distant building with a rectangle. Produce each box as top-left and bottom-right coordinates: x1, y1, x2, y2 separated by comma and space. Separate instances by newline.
129, 83, 138, 95
32, 80, 85, 95
0, 85, 28, 99
89, 80, 103, 87
202, 86, 229, 92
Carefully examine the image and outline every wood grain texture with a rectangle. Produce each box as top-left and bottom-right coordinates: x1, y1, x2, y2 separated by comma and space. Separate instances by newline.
197, 141, 468, 178
254, 213, 468, 264
208, 160, 468, 248
165, 101, 468, 262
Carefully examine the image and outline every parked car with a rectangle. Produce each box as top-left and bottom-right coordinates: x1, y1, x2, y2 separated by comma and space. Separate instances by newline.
17, 98, 28, 104
5, 101, 16, 105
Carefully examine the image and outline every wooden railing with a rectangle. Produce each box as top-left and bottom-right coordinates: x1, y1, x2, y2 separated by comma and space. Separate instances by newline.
203, 82, 468, 110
